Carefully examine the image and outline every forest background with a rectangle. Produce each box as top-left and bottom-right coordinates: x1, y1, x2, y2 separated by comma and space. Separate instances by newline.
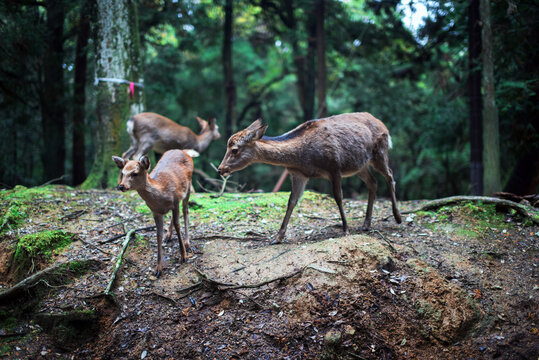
0, 0, 537, 200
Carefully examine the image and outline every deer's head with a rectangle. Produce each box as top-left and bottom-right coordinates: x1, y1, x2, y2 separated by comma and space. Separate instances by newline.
197, 116, 221, 140
112, 155, 150, 191
218, 119, 267, 177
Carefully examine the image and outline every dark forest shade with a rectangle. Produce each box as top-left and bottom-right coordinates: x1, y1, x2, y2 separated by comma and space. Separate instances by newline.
222, 0, 236, 139
41, 0, 66, 182
468, 0, 482, 195
72, 0, 92, 186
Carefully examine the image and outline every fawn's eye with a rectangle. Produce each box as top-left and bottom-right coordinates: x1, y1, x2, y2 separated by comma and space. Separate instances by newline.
133, 172, 138, 177
231, 148, 238, 155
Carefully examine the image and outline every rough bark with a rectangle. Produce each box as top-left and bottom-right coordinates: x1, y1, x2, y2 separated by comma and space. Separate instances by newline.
41, 0, 66, 182
480, 0, 501, 195
468, 0, 482, 195
82, 0, 144, 189
315, 0, 326, 118
223, 0, 236, 139
72, 0, 92, 186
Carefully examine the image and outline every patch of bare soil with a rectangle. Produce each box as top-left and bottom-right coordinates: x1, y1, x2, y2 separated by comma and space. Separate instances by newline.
0, 187, 537, 359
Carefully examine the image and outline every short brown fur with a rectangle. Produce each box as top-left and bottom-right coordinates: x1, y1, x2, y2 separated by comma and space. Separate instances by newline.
113, 149, 194, 277
122, 112, 221, 159
218, 112, 402, 243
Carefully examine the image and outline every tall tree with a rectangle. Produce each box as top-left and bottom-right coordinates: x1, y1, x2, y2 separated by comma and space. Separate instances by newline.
82, 0, 143, 188
480, 0, 501, 194
315, 0, 326, 118
468, 0, 482, 195
41, 0, 66, 182
72, 0, 92, 186
223, 0, 236, 139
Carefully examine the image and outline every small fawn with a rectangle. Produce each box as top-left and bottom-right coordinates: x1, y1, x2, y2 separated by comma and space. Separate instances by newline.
122, 112, 221, 160
218, 112, 402, 243
113, 149, 196, 277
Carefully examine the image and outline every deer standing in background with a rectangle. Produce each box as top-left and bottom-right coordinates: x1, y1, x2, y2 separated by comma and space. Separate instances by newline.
113, 149, 196, 277
122, 112, 221, 160
218, 112, 402, 243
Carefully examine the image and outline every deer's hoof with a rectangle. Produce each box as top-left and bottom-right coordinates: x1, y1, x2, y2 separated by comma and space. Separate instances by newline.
154, 269, 162, 278
270, 234, 284, 245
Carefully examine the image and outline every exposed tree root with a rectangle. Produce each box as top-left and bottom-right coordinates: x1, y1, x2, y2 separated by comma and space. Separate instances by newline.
100, 225, 154, 244
0, 259, 102, 304
398, 195, 538, 224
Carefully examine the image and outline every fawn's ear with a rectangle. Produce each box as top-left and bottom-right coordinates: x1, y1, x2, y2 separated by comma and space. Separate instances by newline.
196, 116, 208, 128
112, 156, 126, 169
139, 155, 150, 170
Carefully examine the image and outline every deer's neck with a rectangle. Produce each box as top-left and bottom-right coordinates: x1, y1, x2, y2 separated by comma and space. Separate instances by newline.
194, 131, 213, 152
254, 140, 301, 168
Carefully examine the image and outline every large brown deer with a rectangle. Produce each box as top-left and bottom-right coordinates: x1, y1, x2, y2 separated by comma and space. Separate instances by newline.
218, 112, 402, 243
122, 112, 221, 160
113, 149, 196, 277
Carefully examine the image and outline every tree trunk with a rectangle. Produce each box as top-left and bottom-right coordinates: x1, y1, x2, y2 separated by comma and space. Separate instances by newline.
468, 0, 482, 195
223, 0, 236, 139
41, 0, 66, 183
82, 0, 144, 189
303, 7, 316, 122
315, 0, 326, 118
72, 0, 92, 186
480, 0, 501, 195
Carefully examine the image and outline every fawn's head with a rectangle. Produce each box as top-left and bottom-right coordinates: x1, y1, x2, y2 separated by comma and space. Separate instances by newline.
197, 116, 221, 140
218, 119, 268, 177
112, 155, 150, 191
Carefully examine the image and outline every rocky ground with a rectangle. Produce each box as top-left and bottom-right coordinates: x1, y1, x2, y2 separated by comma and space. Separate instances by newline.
0, 185, 538, 359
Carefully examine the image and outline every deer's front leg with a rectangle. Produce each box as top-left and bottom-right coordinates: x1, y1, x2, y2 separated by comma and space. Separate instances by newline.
331, 174, 349, 235
172, 204, 187, 263
153, 214, 165, 277
272, 171, 308, 244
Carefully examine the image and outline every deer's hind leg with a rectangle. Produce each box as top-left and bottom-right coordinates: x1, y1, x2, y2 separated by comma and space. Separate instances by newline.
357, 166, 377, 231
371, 141, 402, 224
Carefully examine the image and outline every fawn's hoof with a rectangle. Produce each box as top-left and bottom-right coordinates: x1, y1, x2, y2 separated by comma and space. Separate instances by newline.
154, 269, 162, 278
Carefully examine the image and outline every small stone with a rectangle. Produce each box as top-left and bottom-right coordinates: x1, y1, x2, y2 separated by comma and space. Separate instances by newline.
344, 325, 356, 336
324, 329, 342, 345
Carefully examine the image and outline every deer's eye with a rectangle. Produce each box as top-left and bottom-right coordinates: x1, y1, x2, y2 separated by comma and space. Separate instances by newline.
231, 148, 239, 155
133, 172, 139, 177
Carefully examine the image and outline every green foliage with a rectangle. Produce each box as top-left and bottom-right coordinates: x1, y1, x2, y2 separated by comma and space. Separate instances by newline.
1, 0, 537, 199
14, 230, 76, 263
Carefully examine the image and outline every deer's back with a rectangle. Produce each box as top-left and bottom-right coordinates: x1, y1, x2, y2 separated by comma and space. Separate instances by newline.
134, 113, 197, 150
263, 113, 390, 176
150, 150, 193, 196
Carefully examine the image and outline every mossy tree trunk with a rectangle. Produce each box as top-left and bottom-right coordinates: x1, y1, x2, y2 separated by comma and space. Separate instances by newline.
480, 0, 501, 195
82, 0, 144, 189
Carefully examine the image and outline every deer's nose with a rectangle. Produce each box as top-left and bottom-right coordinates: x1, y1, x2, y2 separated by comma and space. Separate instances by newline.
118, 184, 125, 191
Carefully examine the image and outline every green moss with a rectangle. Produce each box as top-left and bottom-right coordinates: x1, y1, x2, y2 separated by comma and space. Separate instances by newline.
0, 185, 57, 202
190, 191, 324, 224
14, 230, 76, 263
135, 203, 152, 215
64, 261, 93, 276
0, 202, 28, 235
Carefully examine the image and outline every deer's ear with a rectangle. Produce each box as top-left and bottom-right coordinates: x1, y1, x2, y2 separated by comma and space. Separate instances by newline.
208, 117, 216, 126
112, 156, 126, 169
139, 155, 150, 170
246, 118, 264, 131
252, 123, 268, 141
196, 116, 207, 128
